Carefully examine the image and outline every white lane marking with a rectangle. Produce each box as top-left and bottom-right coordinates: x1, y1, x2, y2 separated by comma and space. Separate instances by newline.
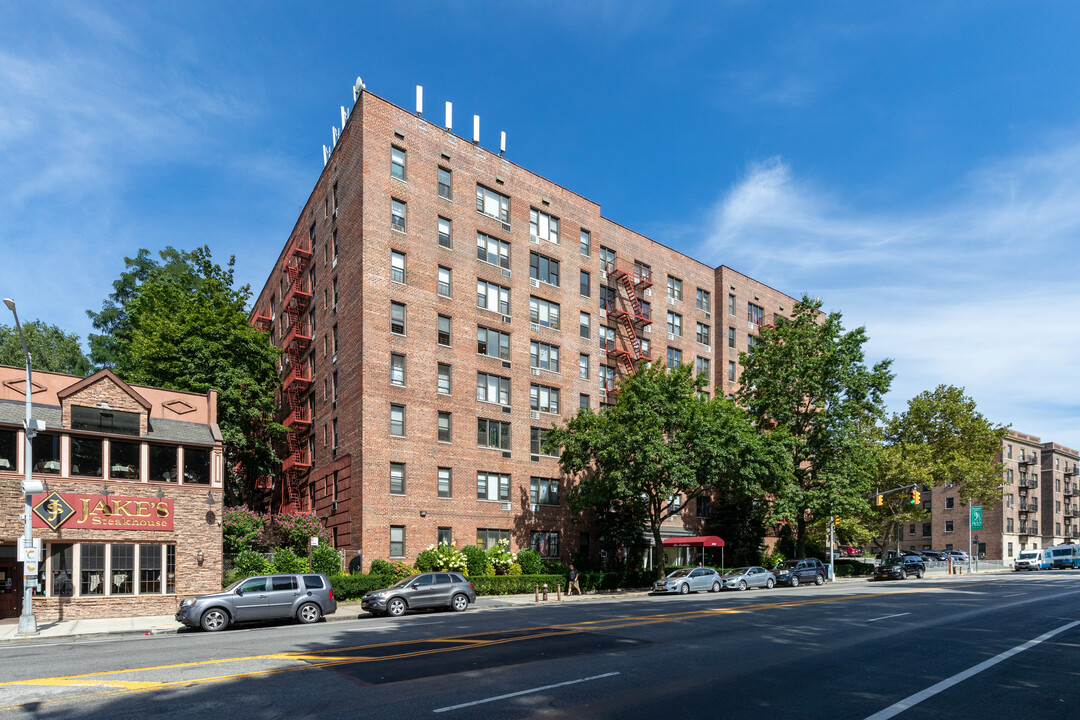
433, 672, 620, 713
1002, 593, 1027, 598
863, 620, 1080, 720
867, 612, 911, 623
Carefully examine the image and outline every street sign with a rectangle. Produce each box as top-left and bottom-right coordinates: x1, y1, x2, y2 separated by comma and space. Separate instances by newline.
17, 539, 41, 563
23, 562, 38, 576
309, 536, 319, 546
971, 506, 983, 531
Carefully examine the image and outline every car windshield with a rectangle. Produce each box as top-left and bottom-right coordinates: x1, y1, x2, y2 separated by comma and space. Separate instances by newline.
725, 568, 751, 576
390, 575, 421, 588
223, 578, 247, 592
883, 558, 904, 566
666, 569, 692, 578
1018, 551, 1039, 559
777, 561, 799, 570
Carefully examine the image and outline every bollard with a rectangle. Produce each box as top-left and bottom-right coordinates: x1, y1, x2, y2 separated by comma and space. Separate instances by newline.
535, 584, 540, 602
542, 583, 549, 601
557, 583, 562, 601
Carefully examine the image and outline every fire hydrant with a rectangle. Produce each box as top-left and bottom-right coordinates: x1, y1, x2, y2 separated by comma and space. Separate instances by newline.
542, 583, 549, 601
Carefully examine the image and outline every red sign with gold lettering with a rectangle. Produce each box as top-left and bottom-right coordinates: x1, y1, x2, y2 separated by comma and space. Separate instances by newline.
31, 493, 174, 532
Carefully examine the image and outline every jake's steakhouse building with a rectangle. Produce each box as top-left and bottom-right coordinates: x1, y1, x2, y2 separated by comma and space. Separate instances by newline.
0, 366, 224, 621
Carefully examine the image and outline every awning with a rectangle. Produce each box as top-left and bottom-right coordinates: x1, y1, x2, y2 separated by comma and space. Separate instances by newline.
661, 535, 725, 548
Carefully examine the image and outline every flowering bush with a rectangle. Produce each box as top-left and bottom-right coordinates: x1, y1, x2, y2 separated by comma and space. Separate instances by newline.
431, 543, 468, 573
461, 545, 488, 577
222, 506, 267, 553
389, 561, 415, 580
259, 512, 332, 555
486, 539, 516, 575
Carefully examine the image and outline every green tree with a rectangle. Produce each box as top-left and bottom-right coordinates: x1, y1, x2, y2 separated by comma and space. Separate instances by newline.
737, 295, 893, 558
86, 246, 283, 504
0, 320, 91, 376
544, 363, 785, 578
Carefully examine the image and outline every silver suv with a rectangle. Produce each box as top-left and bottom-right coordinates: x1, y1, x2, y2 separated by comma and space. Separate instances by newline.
176, 573, 337, 631
362, 572, 476, 617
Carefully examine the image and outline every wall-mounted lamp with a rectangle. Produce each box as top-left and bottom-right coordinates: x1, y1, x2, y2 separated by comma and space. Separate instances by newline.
206, 490, 216, 506
196, 549, 204, 566
419, 510, 427, 518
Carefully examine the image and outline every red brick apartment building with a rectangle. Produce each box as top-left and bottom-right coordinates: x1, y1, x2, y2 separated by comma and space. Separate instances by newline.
249, 84, 797, 570
0, 367, 224, 621
897, 430, 1078, 562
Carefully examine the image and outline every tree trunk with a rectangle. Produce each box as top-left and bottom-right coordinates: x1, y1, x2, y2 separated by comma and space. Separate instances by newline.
795, 516, 807, 559
653, 523, 666, 580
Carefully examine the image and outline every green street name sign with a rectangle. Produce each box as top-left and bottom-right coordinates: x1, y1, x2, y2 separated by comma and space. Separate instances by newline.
971, 506, 983, 531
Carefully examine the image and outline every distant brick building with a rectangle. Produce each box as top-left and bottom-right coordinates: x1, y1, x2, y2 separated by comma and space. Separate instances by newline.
248, 84, 800, 570
0, 366, 224, 621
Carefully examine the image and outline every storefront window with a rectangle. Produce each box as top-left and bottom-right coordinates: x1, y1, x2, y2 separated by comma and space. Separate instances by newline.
110, 441, 140, 480
139, 545, 162, 593
70, 437, 103, 477
184, 446, 211, 484
111, 544, 134, 594
149, 444, 178, 482
0, 428, 16, 472
81, 544, 105, 595
31, 433, 60, 474
50, 543, 74, 597
166, 545, 176, 594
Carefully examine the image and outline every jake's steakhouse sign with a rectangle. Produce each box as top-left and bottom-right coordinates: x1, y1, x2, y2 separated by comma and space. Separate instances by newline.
31, 492, 174, 532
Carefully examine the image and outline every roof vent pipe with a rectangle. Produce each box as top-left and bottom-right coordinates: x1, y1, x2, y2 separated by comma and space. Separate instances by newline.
445, 101, 452, 131
500, 131, 506, 156
416, 86, 423, 115
473, 115, 480, 144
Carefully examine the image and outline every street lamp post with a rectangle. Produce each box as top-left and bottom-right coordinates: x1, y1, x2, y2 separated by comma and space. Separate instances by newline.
4, 298, 40, 635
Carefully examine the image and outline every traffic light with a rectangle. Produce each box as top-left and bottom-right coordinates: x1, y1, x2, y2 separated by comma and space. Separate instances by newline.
876, 494, 883, 506
833, 515, 840, 527
910, 488, 921, 505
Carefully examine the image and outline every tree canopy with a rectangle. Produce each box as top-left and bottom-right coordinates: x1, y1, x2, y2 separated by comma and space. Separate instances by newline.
0, 320, 91, 376
86, 246, 283, 504
737, 295, 894, 557
544, 362, 786, 576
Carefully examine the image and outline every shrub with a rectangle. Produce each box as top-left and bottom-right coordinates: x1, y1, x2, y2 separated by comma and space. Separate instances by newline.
233, 548, 272, 577
222, 506, 268, 553
461, 545, 488, 577
415, 547, 439, 573
311, 544, 343, 576
516, 548, 545, 575
486, 539, 516, 574
760, 551, 786, 570
508, 563, 523, 576
389, 561, 415, 580
544, 559, 567, 576
469, 574, 565, 596
483, 564, 496, 576
271, 547, 308, 574
258, 512, 333, 555
330, 574, 396, 601
368, 558, 394, 576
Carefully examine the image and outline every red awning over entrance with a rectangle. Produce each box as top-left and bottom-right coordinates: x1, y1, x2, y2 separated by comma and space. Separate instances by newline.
661, 535, 725, 548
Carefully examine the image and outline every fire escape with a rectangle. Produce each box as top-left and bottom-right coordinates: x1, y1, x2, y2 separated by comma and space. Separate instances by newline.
602, 258, 653, 396
246, 305, 275, 493
279, 237, 314, 510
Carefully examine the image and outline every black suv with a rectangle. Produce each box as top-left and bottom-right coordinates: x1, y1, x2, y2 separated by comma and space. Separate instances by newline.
873, 555, 925, 581
772, 559, 827, 587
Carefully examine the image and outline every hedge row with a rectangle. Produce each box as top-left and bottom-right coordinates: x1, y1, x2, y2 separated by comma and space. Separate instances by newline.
327, 571, 658, 601
330, 574, 396, 601
834, 560, 874, 577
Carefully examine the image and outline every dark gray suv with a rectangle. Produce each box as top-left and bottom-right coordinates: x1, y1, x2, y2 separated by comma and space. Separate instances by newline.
362, 572, 476, 617
176, 573, 337, 631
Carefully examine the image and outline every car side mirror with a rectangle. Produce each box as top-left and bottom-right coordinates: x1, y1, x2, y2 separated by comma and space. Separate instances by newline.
235, 588, 244, 596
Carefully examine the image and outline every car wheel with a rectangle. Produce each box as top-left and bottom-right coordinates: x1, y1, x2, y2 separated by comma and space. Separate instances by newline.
916, 569, 924, 579
451, 594, 469, 612
738, 580, 748, 591
387, 598, 407, 617
814, 573, 824, 586
765, 578, 775, 589
711, 581, 721, 593
679, 583, 690, 595
297, 602, 321, 624
898, 569, 907, 580
200, 608, 228, 632
790, 575, 800, 588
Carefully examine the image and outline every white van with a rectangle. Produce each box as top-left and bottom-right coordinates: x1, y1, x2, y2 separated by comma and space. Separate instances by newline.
1014, 549, 1051, 571
1048, 544, 1079, 569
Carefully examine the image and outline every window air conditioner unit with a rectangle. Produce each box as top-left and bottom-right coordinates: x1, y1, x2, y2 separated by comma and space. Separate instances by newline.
704, 311, 711, 319
530, 235, 540, 244
530, 278, 540, 288
502, 315, 512, 324
668, 333, 675, 341
501, 502, 512, 511
502, 269, 511, 278
530, 323, 541, 332
531, 504, 540, 513
531, 368, 540, 376
644, 325, 651, 333
530, 411, 540, 420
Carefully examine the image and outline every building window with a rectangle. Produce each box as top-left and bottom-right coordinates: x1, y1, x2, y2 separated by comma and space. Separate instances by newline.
696, 289, 711, 312
110, 544, 134, 595
438, 314, 451, 346
477, 528, 510, 550
332, 371, 338, 409
437, 216, 452, 248
599, 364, 616, 392
391, 146, 406, 180
529, 296, 560, 329
530, 341, 560, 373
580, 270, 591, 297
580, 229, 591, 256
438, 527, 452, 545
111, 440, 140, 479
437, 363, 452, 395
579, 311, 591, 339
390, 526, 405, 558
579, 353, 590, 380
530, 531, 560, 558
531, 426, 555, 456
438, 166, 451, 199
1007, 542, 1013, 558
80, 544, 105, 596
477, 472, 510, 501
438, 467, 452, 498
696, 322, 710, 345
49, 544, 73, 596
438, 411, 452, 443
437, 266, 452, 297
477, 232, 511, 268
390, 302, 406, 335
599, 246, 616, 274
748, 302, 764, 328
332, 277, 339, 313
696, 497, 711, 518
332, 418, 339, 451
945, 521, 954, 532
728, 361, 736, 381
945, 497, 955, 509
530, 251, 560, 286
667, 311, 682, 337
634, 261, 651, 284
578, 393, 590, 409
530, 384, 560, 414
1006, 444, 1012, 459
531, 477, 560, 505
696, 357, 710, 378
477, 325, 511, 360
476, 184, 510, 222
477, 280, 511, 315
390, 463, 406, 494
391, 198, 406, 232
530, 208, 559, 243
477, 418, 511, 451
477, 372, 511, 406
390, 353, 406, 386
72, 438, 104, 478
667, 276, 682, 301
390, 404, 405, 437
667, 347, 682, 368
598, 323, 615, 352
728, 327, 735, 348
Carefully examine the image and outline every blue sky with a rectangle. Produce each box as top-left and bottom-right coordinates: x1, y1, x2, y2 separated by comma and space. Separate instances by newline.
2, 2, 1078, 444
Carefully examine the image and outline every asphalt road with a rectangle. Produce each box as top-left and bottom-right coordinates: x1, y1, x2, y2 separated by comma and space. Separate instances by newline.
1, 572, 1078, 719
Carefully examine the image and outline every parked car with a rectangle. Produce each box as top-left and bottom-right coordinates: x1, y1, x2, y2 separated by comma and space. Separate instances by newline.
361, 572, 476, 617
1014, 549, 1051, 571
772, 559, 826, 587
720, 566, 775, 591
919, 550, 945, 561
840, 546, 862, 556
939, 550, 970, 563
873, 556, 925, 581
652, 566, 722, 594
176, 573, 337, 632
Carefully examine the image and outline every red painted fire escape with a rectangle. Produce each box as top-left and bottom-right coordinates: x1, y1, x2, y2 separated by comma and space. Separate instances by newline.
603, 258, 653, 395
279, 238, 314, 510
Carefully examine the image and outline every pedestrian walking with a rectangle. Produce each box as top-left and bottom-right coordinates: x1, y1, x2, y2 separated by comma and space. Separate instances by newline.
568, 564, 582, 595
